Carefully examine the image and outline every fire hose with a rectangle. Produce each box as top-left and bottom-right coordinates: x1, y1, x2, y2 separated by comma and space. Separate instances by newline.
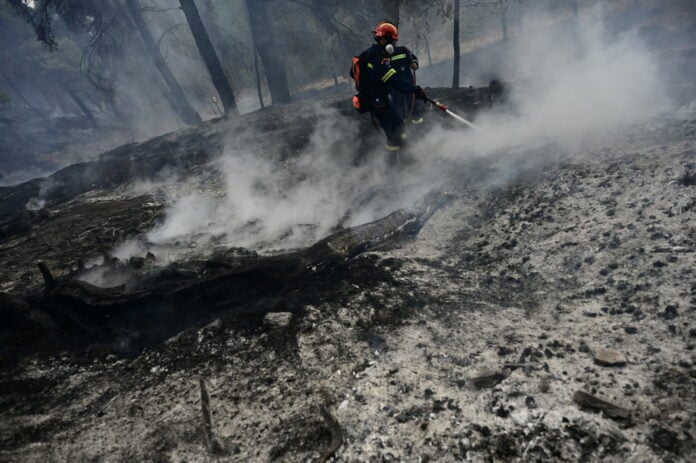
424, 96, 487, 134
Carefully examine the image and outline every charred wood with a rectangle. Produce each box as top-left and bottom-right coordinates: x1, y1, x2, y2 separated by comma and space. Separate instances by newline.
318, 406, 342, 463
573, 390, 631, 420
199, 377, 224, 454
2, 190, 447, 359
37, 262, 56, 287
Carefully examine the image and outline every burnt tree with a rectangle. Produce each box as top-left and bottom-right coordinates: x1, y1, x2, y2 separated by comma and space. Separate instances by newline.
245, 0, 291, 105
1, 73, 51, 124
381, 0, 402, 25
253, 45, 265, 109
178, 0, 238, 116
123, 0, 202, 125
497, 0, 510, 41
62, 83, 99, 128
452, 0, 460, 88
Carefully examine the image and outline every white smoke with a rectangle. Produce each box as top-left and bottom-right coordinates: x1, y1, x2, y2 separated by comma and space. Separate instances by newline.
112, 10, 672, 264
137, 105, 406, 258
414, 11, 670, 162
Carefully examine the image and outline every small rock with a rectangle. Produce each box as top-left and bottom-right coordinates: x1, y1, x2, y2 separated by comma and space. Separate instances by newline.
129, 256, 146, 269
525, 396, 537, 409
573, 390, 630, 420
202, 318, 222, 333
624, 326, 638, 335
593, 348, 627, 367
497, 346, 512, 356
659, 305, 679, 320
651, 427, 682, 452
470, 369, 506, 389
677, 167, 696, 186
263, 312, 293, 329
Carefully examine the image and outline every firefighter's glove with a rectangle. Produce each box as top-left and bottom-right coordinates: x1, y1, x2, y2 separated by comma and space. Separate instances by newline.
414, 86, 427, 101
410, 61, 419, 70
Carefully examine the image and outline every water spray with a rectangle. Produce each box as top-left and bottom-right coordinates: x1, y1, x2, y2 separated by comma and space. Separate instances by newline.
425, 97, 487, 134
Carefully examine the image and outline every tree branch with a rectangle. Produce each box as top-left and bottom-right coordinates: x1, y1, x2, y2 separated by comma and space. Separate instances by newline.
156, 22, 189, 49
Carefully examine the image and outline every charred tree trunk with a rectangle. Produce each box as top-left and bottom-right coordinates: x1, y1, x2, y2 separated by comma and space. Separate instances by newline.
425, 35, 432, 66
381, 0, 402, 26
498, 0, 509, 42
452, 0, 460, 88
123, 0, 202, 125
501, 12, 508, 41
110, 0, 193, 124
63, 84, 99, 128
103, 87, 128, 124
245, 0, 291, 105
253, 45, 265, 110
178, 0, 238, 116
1, 73, 51, 124
304, 0, 363, 59
0, 88, 10, 107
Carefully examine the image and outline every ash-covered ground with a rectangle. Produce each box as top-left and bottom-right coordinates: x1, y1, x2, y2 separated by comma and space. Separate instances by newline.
1, 6, 696, 462
1, 96, 694, 463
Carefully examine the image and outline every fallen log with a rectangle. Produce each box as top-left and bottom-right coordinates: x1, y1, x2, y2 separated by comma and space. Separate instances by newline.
44, 190, 450, 308
318, 406, 342, 463
199, 377, 224, 454
5, 191, 450, 357
573, 390, 631, 420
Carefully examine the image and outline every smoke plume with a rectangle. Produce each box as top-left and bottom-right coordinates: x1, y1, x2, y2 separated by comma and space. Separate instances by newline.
105, 10, 672, 268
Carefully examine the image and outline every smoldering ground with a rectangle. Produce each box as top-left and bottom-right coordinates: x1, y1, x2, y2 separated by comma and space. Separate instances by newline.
80, 10, 675, 286
412, 9, 672, 183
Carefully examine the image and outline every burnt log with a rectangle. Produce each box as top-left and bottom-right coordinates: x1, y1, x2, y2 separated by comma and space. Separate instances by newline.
199, 377, 224, 454
318, 406, 343, 463
37, 262, 56, 287
4, 191, 449, 358
573, 390, 631, 420
0, 86, 496, 223
43, 190, 449, 308
0, 132, 220, 220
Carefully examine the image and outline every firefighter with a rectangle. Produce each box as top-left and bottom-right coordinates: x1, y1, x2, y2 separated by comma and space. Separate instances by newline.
388, 37, 425, 124
350, 21, 427, 152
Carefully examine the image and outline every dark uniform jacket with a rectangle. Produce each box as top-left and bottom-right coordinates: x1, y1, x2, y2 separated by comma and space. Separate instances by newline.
388, 45, 421, 120
350, 44, 417, 109
389, 45, 418, 81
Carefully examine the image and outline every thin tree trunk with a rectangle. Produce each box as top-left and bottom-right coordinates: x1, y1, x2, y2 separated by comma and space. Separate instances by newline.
178, 0, 238, 115
106, 97, 127, 124
382, 0, 401, 26
452, 0, 460, 88
245, 0, 291, 105
63, 84, 99, 128
253, 47, 265, 110
1, 73, 51, 124
124, 0, 202, 125
501, 9, 509, 41
425, 35, 432, 66
109, 0, 178, 120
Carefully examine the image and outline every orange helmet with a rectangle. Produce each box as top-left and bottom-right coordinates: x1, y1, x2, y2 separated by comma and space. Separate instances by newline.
373, 22, 398, 41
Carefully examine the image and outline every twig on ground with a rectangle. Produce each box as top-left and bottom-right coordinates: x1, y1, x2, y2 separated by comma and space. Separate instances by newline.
318, 406, 343, 462
199, 377, 224, 454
